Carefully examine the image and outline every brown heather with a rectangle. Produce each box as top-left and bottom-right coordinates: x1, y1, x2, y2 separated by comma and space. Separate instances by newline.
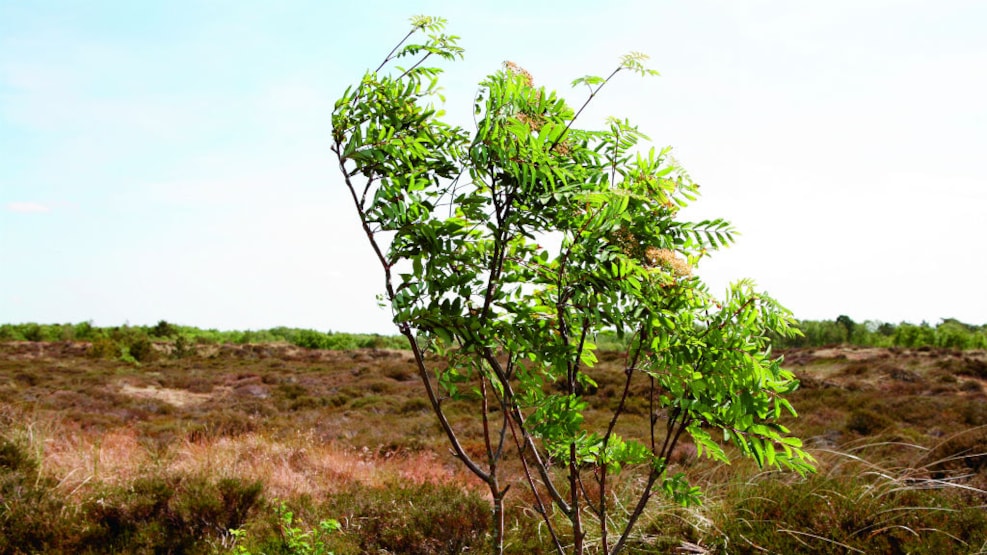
2, 341, 987, 553
32, 422, 471, 504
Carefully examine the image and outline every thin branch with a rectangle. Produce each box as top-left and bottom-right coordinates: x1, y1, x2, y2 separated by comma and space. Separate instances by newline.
604, 327, 647, 443
577, 473, 601, 518
598, 326, 648, 555
375, 28, 418, 73
598, 464, 610, 554
403, 326, 492, 483
611, 417, 689, 555
509, 416, 566, 555
397, 51, 435, 81
607, 123, 621, 189
569, 442, 584, 553
492, 360, 512, 462
334, 147, 392, 289
483, 349, 573, 514
570, 321, 591, 392
336, 143, 495, 486
549, 66, 622, 152
481, 376, 496, 464
650, 375, 657, 452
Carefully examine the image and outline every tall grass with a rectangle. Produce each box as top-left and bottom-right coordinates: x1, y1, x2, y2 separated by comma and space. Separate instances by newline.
707, 440, 987, 554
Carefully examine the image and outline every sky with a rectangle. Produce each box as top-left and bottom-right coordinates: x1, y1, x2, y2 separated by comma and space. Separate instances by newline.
1, 0, 985, 334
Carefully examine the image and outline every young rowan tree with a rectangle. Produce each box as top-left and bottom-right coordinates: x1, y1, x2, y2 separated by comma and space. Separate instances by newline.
331, 16, 814, 555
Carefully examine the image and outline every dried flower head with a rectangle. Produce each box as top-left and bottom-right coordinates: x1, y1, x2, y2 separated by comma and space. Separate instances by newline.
643, 247, 692, 277
552, 140, 572, 156
515, 112, 540, 131
608, 227, 639, 258
503, 61, 534, 87
607, 228, 690, 276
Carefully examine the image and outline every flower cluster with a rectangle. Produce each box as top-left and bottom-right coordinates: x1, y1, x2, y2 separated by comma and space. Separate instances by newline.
608, 228, 691, 277
643, 247, 691, 277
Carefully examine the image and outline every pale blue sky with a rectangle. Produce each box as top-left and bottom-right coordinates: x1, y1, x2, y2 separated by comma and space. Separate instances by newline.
2, 1, 985, 333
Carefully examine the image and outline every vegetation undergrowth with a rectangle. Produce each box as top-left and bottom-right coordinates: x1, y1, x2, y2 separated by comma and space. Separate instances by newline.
1, 339, 985, 553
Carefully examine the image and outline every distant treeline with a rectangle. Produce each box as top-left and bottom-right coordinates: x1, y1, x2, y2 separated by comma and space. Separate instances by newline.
2, 316, 986, 354
0, 321, 406, 351
769, 316, 987, 350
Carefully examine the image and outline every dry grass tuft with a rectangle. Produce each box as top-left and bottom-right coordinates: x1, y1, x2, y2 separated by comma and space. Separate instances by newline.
28, 422, 473, 504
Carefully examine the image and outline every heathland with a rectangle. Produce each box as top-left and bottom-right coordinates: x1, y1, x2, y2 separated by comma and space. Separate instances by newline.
1, 323, 986, 553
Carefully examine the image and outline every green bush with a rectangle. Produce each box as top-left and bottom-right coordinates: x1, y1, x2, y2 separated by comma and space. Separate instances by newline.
769, 318, 987, 350
150, 320, 179, 338
172, 334, 198, 358
0, 324, 21, 341
73, 321, 98, 341
21, 323, 43, 342
0, 437, 36, 474
88, 336, 123, 359
128, 335, 157, 363
232, 502, 340, 555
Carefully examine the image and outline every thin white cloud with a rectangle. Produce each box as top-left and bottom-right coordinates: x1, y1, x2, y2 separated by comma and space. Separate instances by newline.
6, 201, 50, 213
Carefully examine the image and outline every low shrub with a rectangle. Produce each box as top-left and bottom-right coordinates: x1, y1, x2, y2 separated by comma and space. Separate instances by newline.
172, 334, 198, 358
347, 395, 400, 413
88, 337, 122, 359
127, 335, 157, 363
921, 427, 987, 479
81, 474, 263, 553
845, 408, 895, 435
327, 481, 490, 554
150, 320, 179, 339
0, 436, 68, 553
399, 397, 430, 414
